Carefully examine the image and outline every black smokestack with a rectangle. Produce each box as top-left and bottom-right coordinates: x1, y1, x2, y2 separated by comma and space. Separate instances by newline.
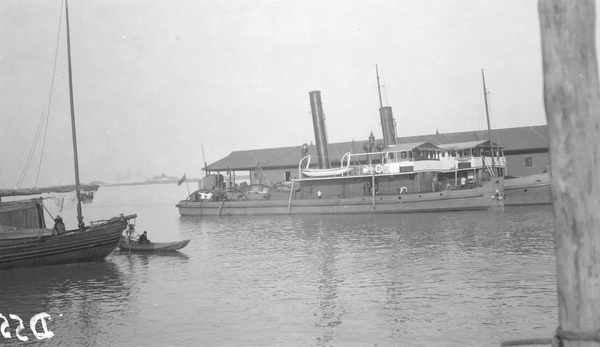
380, 106, 398, 147
308, 90, 330, 169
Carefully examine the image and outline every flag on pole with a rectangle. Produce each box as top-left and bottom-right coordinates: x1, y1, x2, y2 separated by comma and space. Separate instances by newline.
178, 173, 186, 186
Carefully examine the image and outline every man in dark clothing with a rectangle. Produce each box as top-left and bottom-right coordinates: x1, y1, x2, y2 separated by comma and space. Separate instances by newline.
362, 180, 371, 196
53, 215, 66, 235
138, 231, 150, 245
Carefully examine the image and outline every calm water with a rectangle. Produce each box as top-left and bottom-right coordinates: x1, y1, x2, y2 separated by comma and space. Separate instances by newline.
0, 184, 557, 346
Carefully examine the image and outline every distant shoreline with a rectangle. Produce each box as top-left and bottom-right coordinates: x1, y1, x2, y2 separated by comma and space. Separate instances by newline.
98, 179, 200, 188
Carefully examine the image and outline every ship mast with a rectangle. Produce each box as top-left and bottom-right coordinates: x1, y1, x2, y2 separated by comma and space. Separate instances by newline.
376, 64, 384, 110
481, 69, 496, 175
65, 0, 84, 230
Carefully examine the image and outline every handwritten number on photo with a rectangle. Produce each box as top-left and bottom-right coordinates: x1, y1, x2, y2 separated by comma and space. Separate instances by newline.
30, 313, 54, 339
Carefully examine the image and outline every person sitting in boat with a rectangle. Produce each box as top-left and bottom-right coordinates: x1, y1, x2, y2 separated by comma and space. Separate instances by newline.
138, 231, 151, 245
53, 215, 67, 235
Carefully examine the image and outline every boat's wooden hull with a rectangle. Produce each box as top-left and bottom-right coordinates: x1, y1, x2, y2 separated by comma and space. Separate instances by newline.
504, 173, 552, 206
118, 239, 190, 252
0, 217, 130, 270
177, 178, 505, 216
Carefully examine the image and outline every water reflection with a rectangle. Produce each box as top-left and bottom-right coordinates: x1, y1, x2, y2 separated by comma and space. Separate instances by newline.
310, 218, 345, 346
281, 209, 555, 345
0, 261, 130, 345
113, 249, 190, 263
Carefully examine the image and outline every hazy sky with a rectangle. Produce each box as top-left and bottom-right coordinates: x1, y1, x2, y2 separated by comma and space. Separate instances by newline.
0, 0, 588, 188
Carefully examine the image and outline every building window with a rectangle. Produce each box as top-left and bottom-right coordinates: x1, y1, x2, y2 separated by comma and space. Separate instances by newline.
285, 171, 291, 181
525, 157, 532, 167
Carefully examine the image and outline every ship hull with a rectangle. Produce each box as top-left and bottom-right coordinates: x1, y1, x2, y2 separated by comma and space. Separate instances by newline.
0, 217, 128, 270
177, 178, 504, 216
504, 173, 551, 206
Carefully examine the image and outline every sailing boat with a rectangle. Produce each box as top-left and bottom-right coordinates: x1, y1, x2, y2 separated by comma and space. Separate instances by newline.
0, 0, 136, 270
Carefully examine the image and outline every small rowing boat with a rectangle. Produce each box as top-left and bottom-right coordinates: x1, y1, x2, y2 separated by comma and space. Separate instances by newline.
118, 236, 190, 252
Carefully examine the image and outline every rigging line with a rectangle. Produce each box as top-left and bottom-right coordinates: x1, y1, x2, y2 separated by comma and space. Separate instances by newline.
36, 0, 64, 188
15, 1, 65, 190
250, 149, 260, 166
424, 134, 442, 145
263, 146, 284, 165
474, 78, 489, 143
269, 145, 304, 164
342, 141, 357, 154
250, 149, 270, 185
529, 126, 548, 142
493, 128, 503, 148
441, 133, 457, 144
41, 200, 56, 221
330, 143, 342, 159
15, 113, 46, 189
485, 92, 504, 147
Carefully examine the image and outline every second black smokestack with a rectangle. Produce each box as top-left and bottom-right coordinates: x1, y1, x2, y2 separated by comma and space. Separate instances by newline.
308, 90, 330, 169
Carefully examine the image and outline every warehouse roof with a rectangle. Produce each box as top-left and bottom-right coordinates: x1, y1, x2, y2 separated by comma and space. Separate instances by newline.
207, 125, 548, 171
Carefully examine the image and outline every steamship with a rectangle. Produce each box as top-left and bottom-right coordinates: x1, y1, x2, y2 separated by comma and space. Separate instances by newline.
177, 69, 505, 216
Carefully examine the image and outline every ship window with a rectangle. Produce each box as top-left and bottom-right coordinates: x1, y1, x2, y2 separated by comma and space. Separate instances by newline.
525, 157, 532, 167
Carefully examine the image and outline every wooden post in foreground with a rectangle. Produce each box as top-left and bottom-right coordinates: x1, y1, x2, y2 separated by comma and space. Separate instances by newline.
539, 1, 600, 346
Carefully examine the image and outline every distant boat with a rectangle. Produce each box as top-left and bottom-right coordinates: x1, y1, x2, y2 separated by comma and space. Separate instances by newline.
177, 66, 505, 216
0, 0, 135, 270
117, 236, 190, 252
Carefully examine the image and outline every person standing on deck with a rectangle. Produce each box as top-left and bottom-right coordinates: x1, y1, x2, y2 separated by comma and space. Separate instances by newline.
363, 180, 371, 196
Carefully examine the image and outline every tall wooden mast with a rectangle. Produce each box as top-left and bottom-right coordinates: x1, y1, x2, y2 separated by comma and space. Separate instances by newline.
481, 69, 496, 175
376, 64, 384, 110
64, 0, 84, 230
